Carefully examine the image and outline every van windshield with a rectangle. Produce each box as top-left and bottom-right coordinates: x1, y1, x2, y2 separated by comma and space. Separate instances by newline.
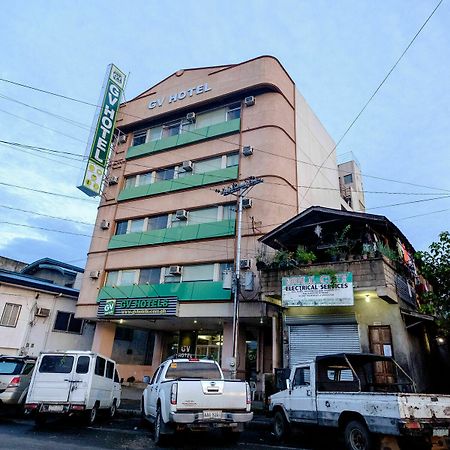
165, 362, 222, 380
0, 358, 24, 375
39, 355, 74, 373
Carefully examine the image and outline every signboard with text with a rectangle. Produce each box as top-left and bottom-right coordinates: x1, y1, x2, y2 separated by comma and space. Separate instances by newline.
97, 297, 178, 318
282, 272, 354, 307
78, 64, 126, 197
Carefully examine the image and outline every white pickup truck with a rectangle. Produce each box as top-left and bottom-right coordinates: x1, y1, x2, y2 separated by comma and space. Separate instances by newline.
269, 353, 450, 450
141, 357, 253, 444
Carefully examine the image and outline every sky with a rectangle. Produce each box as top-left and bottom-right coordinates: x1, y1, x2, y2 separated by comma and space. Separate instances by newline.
0, 0, 449, 268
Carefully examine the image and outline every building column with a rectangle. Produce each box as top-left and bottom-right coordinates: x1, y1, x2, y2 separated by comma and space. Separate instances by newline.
272, 314, 280, 371
152, 331, 164, 367
91, 321, 116, 357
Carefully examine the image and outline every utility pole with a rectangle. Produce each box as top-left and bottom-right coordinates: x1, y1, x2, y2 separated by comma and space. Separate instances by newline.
216, 176, 263, 378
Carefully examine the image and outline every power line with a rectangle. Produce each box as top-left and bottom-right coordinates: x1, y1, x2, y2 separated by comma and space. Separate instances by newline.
366, 195, 450, 210
299, 0, 445, 205
395, 208, 450, 221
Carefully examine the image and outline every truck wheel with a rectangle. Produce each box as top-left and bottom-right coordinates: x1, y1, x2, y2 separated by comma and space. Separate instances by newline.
154, 406, 167, 446
273, 410, 290, 442
108, 400, 117, 419
344, 420, 373, 450
85, 405, 97, 426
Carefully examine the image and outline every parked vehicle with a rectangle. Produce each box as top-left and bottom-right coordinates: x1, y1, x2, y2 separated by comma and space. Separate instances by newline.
141, 357, 253, 444
269, 353, 450, 450
25, 351, 121, 425
0, 355, 36, 412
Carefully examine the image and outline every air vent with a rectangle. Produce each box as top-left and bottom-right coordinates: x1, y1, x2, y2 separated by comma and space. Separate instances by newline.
244, 96, 255, 107
240, 259, 252, 270
175, 209, 188, 220
242, 146, 253, 157
35, 307, 51, 317
186, 112, 196, 123
242, 198, 252, 209
181, 160, 193, 172
89, 270, 100, 279
108, 176, 119, 186
100, 220, 110, 230
118, 134, 127, 144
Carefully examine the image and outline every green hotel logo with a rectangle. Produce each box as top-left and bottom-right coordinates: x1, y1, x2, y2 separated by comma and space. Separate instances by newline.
104, 299, 116, 316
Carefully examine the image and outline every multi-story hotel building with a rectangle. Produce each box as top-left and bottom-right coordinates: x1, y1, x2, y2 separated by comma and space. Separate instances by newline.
76, 56, 364, 387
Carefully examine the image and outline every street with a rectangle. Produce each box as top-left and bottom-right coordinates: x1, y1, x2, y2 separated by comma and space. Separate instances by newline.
0, 414, 344, 450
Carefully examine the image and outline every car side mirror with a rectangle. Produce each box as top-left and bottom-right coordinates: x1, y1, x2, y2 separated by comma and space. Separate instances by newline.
143, 375, 151, 384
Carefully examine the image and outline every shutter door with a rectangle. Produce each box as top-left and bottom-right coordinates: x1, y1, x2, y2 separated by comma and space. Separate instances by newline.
289, 324, 361, 367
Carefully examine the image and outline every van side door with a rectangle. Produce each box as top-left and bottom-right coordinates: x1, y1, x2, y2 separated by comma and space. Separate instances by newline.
68, 355, 92, 405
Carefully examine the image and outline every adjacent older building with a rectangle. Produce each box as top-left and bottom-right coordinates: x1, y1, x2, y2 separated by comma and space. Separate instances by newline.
76, 56, 364, 384
0, 258, 94, 356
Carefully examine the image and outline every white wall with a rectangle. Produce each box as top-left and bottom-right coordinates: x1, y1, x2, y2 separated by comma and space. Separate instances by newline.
0, 284, 94, 356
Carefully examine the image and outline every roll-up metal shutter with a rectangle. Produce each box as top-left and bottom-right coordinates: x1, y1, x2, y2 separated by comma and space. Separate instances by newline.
288, 323, 361, 367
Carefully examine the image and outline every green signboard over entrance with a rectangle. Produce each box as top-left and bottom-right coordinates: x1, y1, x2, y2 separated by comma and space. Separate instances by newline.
97, 297, 178, 318
78, 64, 126, 197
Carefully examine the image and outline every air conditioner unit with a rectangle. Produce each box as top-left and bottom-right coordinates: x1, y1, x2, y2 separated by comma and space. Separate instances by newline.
242, 198, 253, 209
186, 112, 196, 123
244, 96, 255, 107
240, 259, 252, 270
242, 146, 253, 157
108, 176, 119, 185
168, 265, 182, 276
100, 220, 110, 230
181, 160, 193, 172
175, 209, 188, 220
89, 270, 100, 279
35, 307, 50, 317
118, 134, 127, 144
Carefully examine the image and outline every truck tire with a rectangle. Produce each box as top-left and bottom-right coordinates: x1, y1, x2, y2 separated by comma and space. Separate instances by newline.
344, 420, 373, 450
154, 406, 167, 446
273, 410, 290, 442
108, 400, 117, 419
85, 405, 97, 426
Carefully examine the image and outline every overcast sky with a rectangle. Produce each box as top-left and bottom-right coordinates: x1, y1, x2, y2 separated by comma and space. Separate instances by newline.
0, 0, 449, 268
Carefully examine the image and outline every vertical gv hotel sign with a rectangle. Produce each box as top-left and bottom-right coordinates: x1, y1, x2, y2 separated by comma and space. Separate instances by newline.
78, 64, 126, 197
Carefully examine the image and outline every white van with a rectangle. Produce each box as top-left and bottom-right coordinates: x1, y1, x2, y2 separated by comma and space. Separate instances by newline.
25, 351, 121, 425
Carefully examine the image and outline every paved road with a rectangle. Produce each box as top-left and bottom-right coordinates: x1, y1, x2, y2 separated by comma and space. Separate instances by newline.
0, 414, 344, 449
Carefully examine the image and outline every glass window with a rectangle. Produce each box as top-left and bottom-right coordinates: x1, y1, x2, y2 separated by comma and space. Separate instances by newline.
150, 367, 161, 385
194, 157, 222, 174
222, 204, 236, 221
0, 303, 21, 327
149, 126, 162, 141
189, 207, 218, 225
183, 264, 215, 282
155, 167, 175, 182
226, 153, 239, 167
114, 369, 120, 383
106, 361, 114, 379
76, 356, 90, 374
196, 108, 226, 128
120, 270, 137, 286
165, 362, 222, 380
54, 311, 83, 334
343, 174, 353, 184
164, 267, 182, 284
0, 358, 24, 375
115, 327, 134, 341
162, 122, 181, 138
293, 367, 310, 387
139, 268, 161, 285
147, 215, 168, 231
138, 172, 152, 186
105, 271, 119, 286
130, 219, 145, 233
22, 363, 35, 375
116, 221, 128, 235
39, 355, 74, 374
133, 130, 147, 146
219, 262, 234, 280
95, 357, 106, 377
125, 176, 137, 189
227, 105, 241, 121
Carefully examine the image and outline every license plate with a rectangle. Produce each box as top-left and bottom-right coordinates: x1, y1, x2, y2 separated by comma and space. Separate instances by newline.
203, 410, 222, 420
47, 404, 64, 413
433, 428, 449, 437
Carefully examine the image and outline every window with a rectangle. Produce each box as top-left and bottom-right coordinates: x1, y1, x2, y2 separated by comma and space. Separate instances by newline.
106, 271, 119, 286
76, 356, 90, 374
188, 207, 218, 225
183, 264, 215, 282
95, 357, 106, 376
116, 221, 128, 235
343, 174, 353, 184
115, 327, 134, 341
194, 156, 222, 174
133, 130, 147, 146
219, 262, 234, 280
164, 267, 181, 284
125, 175, 137, 189
155, 167, 176, 182
39, 355, 74, 374
162, 121, 182, 138
222, 204, 236, 221
106, 361, 114, 379
149, 126, 162, 142
227, 104, 241, 121
54, 311, 84, 334
120, 270, 138, 285
226, 153, 239, 167
22, 362, 35, 375
147, 215, 168, 231
0, 358, 24, 375
129, 218, 145, 233
293, 367, 311, 387
0, 303, 21, 327
196, 108, 226, 128
165, 362, 222, 380
138, 172, 153, 186
139, 268, 161, 285
114, 369, 120, 383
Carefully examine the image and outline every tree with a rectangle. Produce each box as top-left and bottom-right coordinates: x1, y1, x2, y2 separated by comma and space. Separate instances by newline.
416, 231, 450, 335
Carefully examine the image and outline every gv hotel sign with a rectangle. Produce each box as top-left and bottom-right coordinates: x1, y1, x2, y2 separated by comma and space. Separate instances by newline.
149, 83, 211, 109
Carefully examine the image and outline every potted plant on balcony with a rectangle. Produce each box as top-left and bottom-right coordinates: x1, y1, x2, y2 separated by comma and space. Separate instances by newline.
295, 247, 317, 265
326, 225, 351, 261
272, 249, 296, 270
